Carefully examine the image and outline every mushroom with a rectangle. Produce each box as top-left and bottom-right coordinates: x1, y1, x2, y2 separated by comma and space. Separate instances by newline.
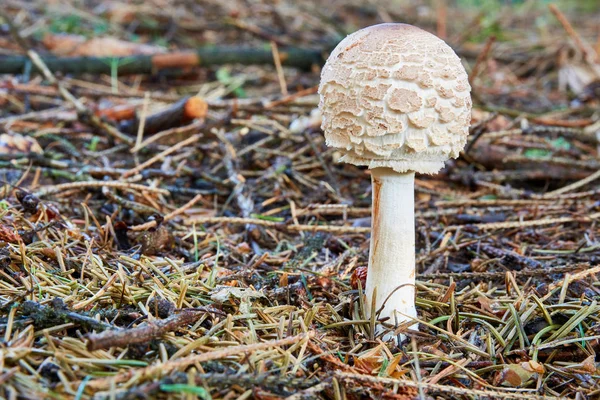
318, 23, 471, 338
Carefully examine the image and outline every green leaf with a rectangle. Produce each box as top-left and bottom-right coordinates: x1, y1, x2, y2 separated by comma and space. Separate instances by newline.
216, 68, 233, 84
87, 136, 101, 152
378, 357, 389, 377
549, 137, 571, 150
49, 15, 83, 34
93, 21, 109, 35
160, 384, 211, 398
524, 148, 551, 159
250, 213, 285, 222
215, 68, 246, 98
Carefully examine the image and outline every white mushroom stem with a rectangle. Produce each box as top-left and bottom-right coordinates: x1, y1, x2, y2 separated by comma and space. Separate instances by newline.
366, 167, 418, 332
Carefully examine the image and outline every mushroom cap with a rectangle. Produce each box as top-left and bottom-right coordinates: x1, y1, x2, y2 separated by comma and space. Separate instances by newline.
318, 23, 472, 174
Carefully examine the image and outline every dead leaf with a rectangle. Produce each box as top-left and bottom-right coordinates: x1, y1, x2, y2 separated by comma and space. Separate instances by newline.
0, 133, 42, 154
580, 355, 597, 373
354, 344, 407, 378
350, 266, 367, 290
521, 360, 545, 374
279, 272, 288, 287
386, 354, 409, 379
289, 108, 322, 133
43, 34, 165, 57
31, 203, 61, 221
211, 285, 265, 314
0, 224, 21, 243
235, 242, 252, 254
494, 362, 541, 387
210, 286, 265, 303
559, 62, 597, 95
135, 225, 174, 255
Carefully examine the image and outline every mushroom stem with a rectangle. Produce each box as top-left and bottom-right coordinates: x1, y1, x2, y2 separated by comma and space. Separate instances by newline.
366, 167, 418, 334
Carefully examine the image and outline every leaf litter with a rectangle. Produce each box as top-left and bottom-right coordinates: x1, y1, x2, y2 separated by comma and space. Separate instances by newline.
0, 1, 600, 399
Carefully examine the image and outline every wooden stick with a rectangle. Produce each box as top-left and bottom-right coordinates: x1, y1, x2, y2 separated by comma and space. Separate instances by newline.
86, 307, 222, 351
549, 4, 599, 64
264, 85, 318, 109
121, 96, 208, 135
95, 104, 137, 121
271, 41, 288, 96
0, 47, 325, 75
129, 194, 204, 231
468, 35, 496, 85
36, 181, 169, 197
543, 169, 600, 197
335, 371, 562, 400
436, 0, 447, 39
447, 212, 600, 231
186, 216, 370, 234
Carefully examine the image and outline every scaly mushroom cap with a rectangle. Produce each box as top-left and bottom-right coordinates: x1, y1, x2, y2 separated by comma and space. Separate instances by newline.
318, 23, 471, 174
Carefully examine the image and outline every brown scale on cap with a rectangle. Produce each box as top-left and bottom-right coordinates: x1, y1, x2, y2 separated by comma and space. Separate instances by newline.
319, 23, 472, 174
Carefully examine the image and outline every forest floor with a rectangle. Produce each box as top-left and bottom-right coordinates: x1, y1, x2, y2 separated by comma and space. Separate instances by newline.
1, 1, 600, 399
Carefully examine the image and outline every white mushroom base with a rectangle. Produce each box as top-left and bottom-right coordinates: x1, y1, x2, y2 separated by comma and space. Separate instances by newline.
365, 168, 418, 340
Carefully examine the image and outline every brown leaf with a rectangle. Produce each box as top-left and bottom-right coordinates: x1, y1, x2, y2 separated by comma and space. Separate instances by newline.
354, 344, 405, 377
521, 360, 545, 374
494, 363, 537, 387
43, 34, 165, 57
135, 225, 174, 256
235, 242, 252, 254
559, 62, 597, 95
0, 224, 21, 243
279, 272, 288, 287
580, 355, 597, 373
30, 204, 61, 221
351, 266, 367, 290
386, 354, 409, 379
0, 133, 42, 154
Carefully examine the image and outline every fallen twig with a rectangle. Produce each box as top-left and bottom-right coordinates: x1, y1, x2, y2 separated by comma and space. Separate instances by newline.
549, 4, 600, 68
35, 181, 169, 197
468, 35, 496, 85
0, 47, 325, 75
121, 96, 208, 135
449, 212, 600, 231
187, 216, 370, 233
19, 299, 113, 332
543, 169, 600, 197
334, 371, 562, 400
86, 307, 222, 351
130, 194, 203, 231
